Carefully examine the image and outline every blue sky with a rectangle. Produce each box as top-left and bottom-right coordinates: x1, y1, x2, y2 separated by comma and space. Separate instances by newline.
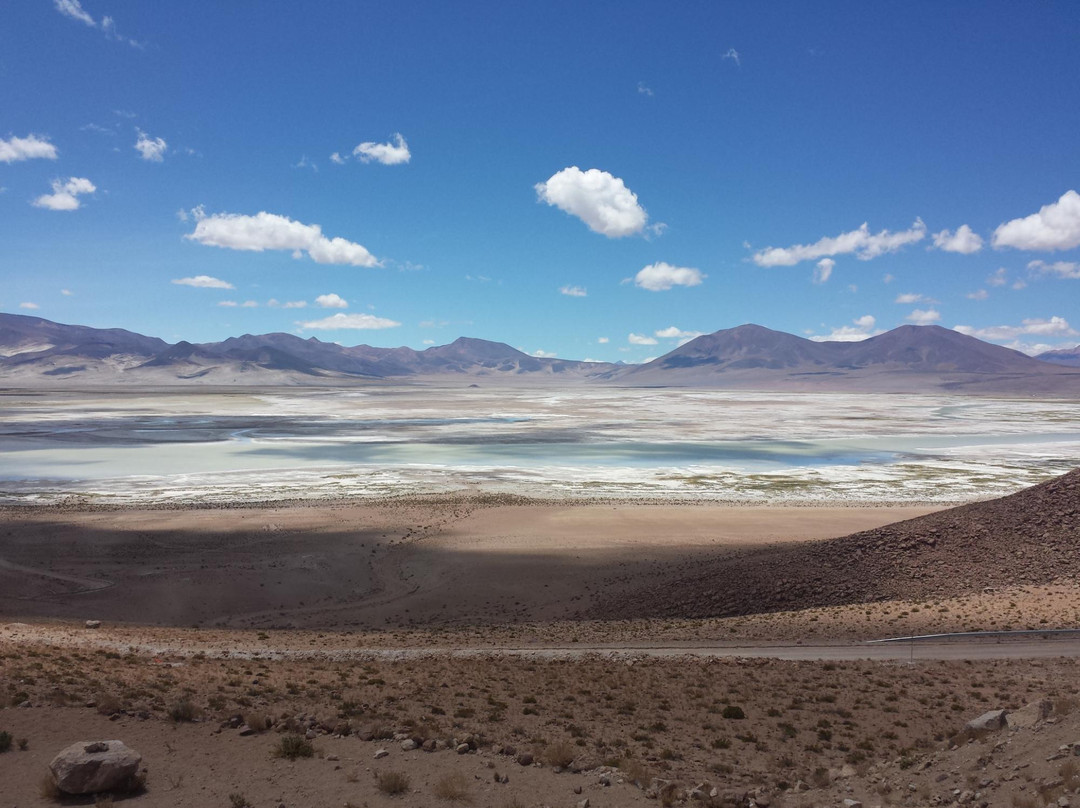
2, 1, 1080, 363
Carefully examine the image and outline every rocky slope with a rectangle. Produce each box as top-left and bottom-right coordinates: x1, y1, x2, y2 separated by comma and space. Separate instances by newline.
593, 468, 1080, 620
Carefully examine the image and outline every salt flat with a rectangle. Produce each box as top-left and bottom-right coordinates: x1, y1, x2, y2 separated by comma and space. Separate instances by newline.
1, 386, 1078, 504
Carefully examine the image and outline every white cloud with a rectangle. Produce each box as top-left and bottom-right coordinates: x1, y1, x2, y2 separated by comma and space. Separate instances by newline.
32, 177, 95, 211
954, 316, 1078, 341
185, 209, 379, 267
894, 292, 936, 304
61, 288, 73, 296
172, 275, 234, 289
1028, 259, 1080, 279
531, 349, 557, 358
241, 300, 258, 308
883, 273, 895, 284
906, 308, 941, 325
966, 289, 989, 300
931, 224, 983, 254
1012, 279, 1027, 290
216, 300, 238, 308
722, 48, 741, 67
315, 293, 348, 309
654, 326, 703, 340
628, 333, 658, 345
0, 134, 58, 164
54, 0, 94, 26
19, 302, 40, 310
633, 262, 704, 292
597, 337, 609, 344
292, 154, 318, 172
268, 299, 308, 309
810, 315, 882, 342
353, 133, 410, 165
559, 285, 587, 297
422, 339, 435, 345
535, 166, 648, 238
992, 190, 1080, 251
297, 313, 401, 330
134, 129, 167, 162
987, 268, 1008, 287
813, 258, 834, 284
637, 81, 654, 97
752, 219, 926, 267
329, 152, 346, 165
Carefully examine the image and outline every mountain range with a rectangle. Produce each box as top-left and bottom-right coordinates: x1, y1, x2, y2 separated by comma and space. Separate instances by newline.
2, 312, 1079, 394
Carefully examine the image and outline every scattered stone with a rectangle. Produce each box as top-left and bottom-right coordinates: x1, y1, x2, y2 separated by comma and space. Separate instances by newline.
516, 752, 534, 766
1007, 699, 1053, 729
238, 724, 256, 736
374, 748, 388, 760
422, 739, 437, 752
577, 799, 590, 808
400, 739, 418, 751
456, 743, 470, 755
842, 800, 863, 808
85, 620, 101, 629
49, 740, 141, 795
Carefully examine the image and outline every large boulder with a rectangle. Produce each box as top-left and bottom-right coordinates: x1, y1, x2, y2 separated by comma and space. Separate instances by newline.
49, 740, 142, 795
965, 709, 1008, 733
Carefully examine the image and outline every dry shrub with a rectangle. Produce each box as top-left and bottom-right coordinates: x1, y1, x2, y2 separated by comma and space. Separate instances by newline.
38, 774, 61, 802
167, 698, 199, 723
617, 756, 650, 787
433, 771, 470, 801
274, 734, 314, 760
95, 692, 121, 715
376, 770, 410, 795
543, 740, 576, 769
242, 713, 270, 733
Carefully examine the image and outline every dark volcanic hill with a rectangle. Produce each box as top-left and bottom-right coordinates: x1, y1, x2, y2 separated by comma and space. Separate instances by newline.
1037, 345, 1080, 367
591, 468, 1080, 621
621, 323, 1080, 393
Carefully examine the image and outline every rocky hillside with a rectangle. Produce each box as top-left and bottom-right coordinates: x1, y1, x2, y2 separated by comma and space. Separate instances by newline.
593, 468, 1080, 620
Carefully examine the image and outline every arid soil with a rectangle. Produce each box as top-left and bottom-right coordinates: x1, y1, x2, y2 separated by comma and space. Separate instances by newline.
3, 474, 1080, 806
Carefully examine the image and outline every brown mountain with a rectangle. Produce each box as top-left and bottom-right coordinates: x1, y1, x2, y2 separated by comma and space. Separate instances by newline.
620, 323, 1080, 393
591, 468, 1080, 621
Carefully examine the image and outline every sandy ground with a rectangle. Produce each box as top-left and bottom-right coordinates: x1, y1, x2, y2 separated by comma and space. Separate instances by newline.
5, 498, 1080, 807
0, 500, 935, 629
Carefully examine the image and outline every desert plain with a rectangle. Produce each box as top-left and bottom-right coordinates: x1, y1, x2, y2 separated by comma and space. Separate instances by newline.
2, 388, 1080, 808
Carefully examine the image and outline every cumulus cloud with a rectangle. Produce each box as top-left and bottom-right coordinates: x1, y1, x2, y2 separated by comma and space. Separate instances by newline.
633, 262, 704, 292
32, 177, 95, 211
61, 288, 73, 296
597, 337, 609, 344
967, 289, 989, 300
559, 285, 587, 297
134, 129, 167, 162
185, 209, 379, 267
987, 268, 1008, 287
906, 308, 941, 325
315, 293, 348, 308
752, 219, 926, 267
172, 275, 234, 289
329, 152, 346, 165
19, 302, 40, 310
297, 313, 401, 330
992, 190, 1080, 251
1028, 259, 1080, 279
954, 317, 1078, 342
268, 299, 308, 309
810, 315, 882, 342
0, 134, 58, 163
535, 166, 648, 238
628, 333, 658, 345
813, 258, 834, 284
931, 224, 983, 254
654, 326, 703, 340
216, 300, 238, 308
531, 349, 557, 358
353, 133, 410, 165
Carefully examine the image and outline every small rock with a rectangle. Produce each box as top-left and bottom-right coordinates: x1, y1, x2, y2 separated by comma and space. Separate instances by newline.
374, 748, 388, 759
574, 785, 582, 794
456, 743, 470, 755
422, 739, 437, 752
85, 620, 101, 629
842, 800, 863, 808
326, 753, 339, 761
966, 709, 1008, 733
516, 752, 534, 766
401, 739, 418, 751
577, 800, 590, 808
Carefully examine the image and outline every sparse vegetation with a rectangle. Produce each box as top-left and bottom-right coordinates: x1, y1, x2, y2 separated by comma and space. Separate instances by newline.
433, 771, 470, 801
274, 734, 314, 760
376, 770, 411, 795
